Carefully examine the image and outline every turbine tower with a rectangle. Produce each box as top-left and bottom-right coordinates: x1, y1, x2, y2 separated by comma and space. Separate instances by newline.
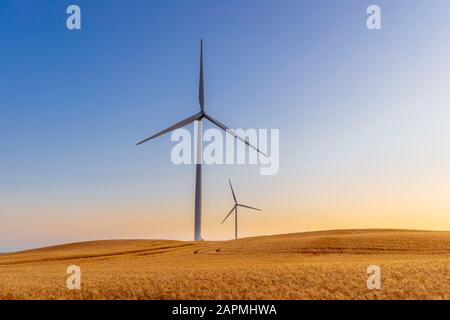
137, 40, 266, 241
222, 179, 262, 240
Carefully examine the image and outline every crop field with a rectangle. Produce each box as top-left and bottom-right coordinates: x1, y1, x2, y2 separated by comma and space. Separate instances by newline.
0, 229, 449, 300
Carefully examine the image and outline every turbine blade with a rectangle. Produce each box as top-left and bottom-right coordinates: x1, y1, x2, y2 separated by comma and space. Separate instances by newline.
229, 179, 237, 203
237, 204, 262, 211
199, 39, 205, 112
136, 112, 202, 145
221, 206, 236, 224
204, 113, 267, 157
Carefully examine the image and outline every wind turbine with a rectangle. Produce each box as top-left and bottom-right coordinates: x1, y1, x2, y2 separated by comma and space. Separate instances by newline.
137, 40, 266, 241
222, 179, 262, 240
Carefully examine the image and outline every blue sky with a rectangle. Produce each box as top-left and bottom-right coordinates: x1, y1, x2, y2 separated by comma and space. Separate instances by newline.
1, 1, 450, 251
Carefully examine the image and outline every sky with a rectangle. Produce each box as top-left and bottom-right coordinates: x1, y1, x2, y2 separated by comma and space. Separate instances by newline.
1, 0, 450, 251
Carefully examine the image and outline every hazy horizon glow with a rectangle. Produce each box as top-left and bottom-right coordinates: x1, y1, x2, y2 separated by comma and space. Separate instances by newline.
1, 0, 450, 251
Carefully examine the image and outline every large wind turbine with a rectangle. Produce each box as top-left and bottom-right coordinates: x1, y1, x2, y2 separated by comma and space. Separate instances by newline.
137, 40, 265, 241
222, 179, 262, 240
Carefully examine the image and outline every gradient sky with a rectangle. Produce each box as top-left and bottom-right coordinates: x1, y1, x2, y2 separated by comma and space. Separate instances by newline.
1, 0, 450, 251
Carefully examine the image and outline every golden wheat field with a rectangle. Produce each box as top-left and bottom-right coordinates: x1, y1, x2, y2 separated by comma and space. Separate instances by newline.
0, 229, 449, 300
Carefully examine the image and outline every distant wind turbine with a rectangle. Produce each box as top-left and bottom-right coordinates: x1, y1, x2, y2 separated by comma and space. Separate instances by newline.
222, 179, 262, 240
137, 40, 266, 241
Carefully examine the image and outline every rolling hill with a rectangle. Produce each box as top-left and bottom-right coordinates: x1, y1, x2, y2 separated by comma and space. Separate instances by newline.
0, 229, 449, 299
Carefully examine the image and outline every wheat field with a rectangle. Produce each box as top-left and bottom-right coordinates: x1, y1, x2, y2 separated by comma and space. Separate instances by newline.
0, 229, 449, 300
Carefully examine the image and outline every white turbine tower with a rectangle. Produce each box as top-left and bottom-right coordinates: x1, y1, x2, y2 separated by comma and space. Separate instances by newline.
137, 40, 265, 241
222, 179, 262, 240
